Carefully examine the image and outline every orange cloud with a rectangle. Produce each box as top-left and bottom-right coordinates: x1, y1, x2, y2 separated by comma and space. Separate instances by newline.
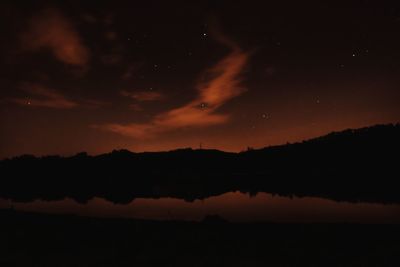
98, 30, 249, 138
10, 83, 78, 109
21, 8, 89, 67
121, 90, 164, 102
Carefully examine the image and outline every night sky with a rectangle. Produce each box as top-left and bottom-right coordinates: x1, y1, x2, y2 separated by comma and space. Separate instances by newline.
1, 0, 399, 158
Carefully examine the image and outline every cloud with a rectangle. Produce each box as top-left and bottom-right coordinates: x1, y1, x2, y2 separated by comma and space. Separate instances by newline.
9, 83, 78, 109
98, 30, 249, 138
81, 99, 110, 109
21, 8, 89, 67
121, 90, 164, 102
128, 104, 143, 111
7, 83, 108, 110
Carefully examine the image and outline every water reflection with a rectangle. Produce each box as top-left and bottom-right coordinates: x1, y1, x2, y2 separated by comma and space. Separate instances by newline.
1, 192, 400, 223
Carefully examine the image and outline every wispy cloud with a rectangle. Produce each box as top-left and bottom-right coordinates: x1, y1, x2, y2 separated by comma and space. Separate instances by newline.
120, 90, 164, 102
98, 29, 250, 138
6, 83, 108, 110
9, 83, 78, 109
21, 8, 90, 67
81, 99, 110, 109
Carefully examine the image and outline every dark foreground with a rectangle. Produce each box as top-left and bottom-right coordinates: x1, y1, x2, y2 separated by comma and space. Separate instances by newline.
1, 210, 400, 267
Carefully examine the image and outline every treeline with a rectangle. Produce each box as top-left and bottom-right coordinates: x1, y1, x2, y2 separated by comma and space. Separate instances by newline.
0, 123, 399, 203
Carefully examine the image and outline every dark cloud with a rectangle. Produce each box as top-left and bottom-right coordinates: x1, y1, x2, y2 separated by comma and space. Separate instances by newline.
21, 8, 90, 67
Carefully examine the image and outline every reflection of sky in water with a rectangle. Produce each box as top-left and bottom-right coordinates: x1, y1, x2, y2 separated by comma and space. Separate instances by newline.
1, 192, 400, 223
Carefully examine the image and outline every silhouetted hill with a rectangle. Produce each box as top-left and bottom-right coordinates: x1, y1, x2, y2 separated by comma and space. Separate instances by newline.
1, 123, 399, 203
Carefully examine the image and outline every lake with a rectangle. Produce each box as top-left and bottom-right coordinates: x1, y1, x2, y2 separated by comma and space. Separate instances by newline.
1, 192, 400, 223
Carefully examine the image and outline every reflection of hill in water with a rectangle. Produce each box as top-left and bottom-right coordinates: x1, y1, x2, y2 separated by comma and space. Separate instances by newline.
2, 192, 400, 223
1, 123, 399, 204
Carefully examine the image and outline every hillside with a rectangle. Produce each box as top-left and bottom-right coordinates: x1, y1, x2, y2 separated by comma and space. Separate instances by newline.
1, 123, 399, 203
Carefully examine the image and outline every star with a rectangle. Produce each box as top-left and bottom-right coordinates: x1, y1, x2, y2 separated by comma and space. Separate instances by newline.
262, 113, 269, 119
